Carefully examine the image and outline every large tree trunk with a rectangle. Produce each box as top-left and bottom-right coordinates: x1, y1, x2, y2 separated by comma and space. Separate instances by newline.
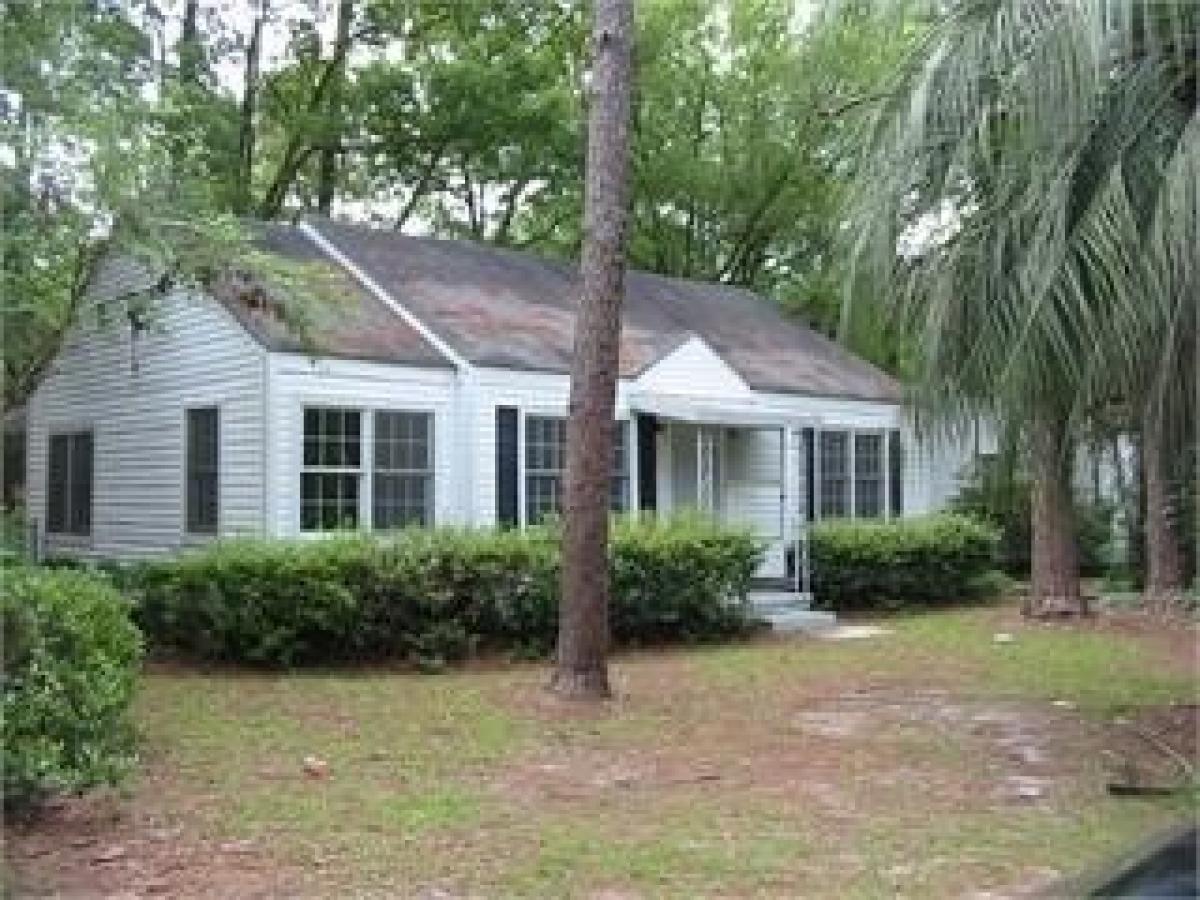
179, 0, 202, 87
1142, 404, 1184, 610
316, 0, 354, 215
552, 0, 634, 700
1026, 412, 1083, 616
235, 3, 266, 215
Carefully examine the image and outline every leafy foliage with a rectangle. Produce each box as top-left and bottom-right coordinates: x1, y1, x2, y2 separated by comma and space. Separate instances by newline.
131, 517, 763, 668
0, 0, 921, 409
951, 457, 1116, 576
0, 1, 346, 409
809, 513, 1002, 611
1, 566, 142, 809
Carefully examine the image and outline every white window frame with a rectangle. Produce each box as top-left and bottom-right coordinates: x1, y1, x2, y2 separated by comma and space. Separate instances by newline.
300, 406, 365, 532
810, 426, 897, 522
817, 429, 851, 519
853, 430, 886, 519
372, 410, 435, 530
297, 404, 441, 535
518, 409, 634, 528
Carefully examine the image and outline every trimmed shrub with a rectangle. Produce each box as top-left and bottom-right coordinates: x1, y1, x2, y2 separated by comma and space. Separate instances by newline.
2, 567, 142, 809
134, 538, 371, 666
132, 517, 763, 667
610, 516, 759, 644
810, 513, 1001, 611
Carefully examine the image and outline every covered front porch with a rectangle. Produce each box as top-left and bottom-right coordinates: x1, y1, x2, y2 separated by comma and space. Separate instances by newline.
628, 388, 906, 602
629, 391, 810, 591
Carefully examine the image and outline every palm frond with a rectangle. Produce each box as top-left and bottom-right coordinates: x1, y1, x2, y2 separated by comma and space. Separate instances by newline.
844, 0, 1197, 444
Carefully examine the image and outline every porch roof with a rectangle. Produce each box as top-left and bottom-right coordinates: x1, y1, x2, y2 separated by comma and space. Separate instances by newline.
626, 390, 817, 428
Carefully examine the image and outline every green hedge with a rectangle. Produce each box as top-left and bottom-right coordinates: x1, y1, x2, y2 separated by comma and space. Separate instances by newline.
810, 513, 1001, 611
132, 517, 763, 667
2, 567, 143, 809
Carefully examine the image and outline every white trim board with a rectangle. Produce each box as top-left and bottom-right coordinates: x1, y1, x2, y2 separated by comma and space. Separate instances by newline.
298, 220, 471, 372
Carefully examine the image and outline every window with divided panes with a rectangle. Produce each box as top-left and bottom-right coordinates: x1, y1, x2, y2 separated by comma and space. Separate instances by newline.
524, 416, 629, 525
818, 430, 849, 518
301, 408, 361, 531
372, 411, 433, 529
853, 432, 884, 518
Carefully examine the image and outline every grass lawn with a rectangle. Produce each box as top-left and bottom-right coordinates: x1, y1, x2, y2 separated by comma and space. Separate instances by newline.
7, 604, 1197, 898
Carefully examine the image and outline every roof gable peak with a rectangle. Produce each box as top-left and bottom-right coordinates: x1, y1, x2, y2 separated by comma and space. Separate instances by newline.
635, 335, 751, 397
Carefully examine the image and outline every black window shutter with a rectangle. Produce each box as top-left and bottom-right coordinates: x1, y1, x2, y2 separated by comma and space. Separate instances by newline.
47, 435, 69, 532
496, 407, 519, 527
636, 415, 657, 511
73, 432, 93, 535
889, 429, 903, 516
186, 407, 219, 534
802, 428, 815, 522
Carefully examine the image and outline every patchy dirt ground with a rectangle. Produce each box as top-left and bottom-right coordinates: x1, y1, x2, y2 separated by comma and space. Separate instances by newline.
5, 605, 1197, 899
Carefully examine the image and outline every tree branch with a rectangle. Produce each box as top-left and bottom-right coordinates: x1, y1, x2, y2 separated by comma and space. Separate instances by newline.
492, 177, 532, 245
394, 142, 448, 230
257, 35, 355, 219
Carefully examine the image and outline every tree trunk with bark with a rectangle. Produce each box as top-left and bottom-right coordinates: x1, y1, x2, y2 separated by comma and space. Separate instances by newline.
552, 0, 634, 700
235, 3, 266, 215
1026, 411, 1083, 616
179, 0, 202, 87
316, 0, 354, 215
1142, 404, 1184, 610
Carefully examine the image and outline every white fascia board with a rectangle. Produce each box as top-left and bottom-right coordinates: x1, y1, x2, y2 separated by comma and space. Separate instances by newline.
297, 220, 471, 372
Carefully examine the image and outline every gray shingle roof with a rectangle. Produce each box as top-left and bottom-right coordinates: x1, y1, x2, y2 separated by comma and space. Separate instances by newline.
220, 223, 452, 368
237, 218, 900, 402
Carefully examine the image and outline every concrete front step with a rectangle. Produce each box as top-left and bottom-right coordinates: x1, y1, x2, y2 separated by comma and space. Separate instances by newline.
759, 608, 838, 633
748, 590, 814, 611
747, 590, 835, 633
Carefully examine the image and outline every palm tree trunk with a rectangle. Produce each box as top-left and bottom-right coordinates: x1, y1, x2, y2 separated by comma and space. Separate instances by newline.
552, 0, 634, 700
1027, 412, 1082, 616
1142, 405, 1184, 610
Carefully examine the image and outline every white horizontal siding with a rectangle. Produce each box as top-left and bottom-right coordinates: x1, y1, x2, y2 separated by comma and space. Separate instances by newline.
27, 271, 964, 565
27, 290, 266, 559
264, 354, 459, 536
903, 432, 976, 515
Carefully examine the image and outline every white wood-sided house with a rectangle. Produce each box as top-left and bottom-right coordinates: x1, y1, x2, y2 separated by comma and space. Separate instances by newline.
26, 218, 973, 578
